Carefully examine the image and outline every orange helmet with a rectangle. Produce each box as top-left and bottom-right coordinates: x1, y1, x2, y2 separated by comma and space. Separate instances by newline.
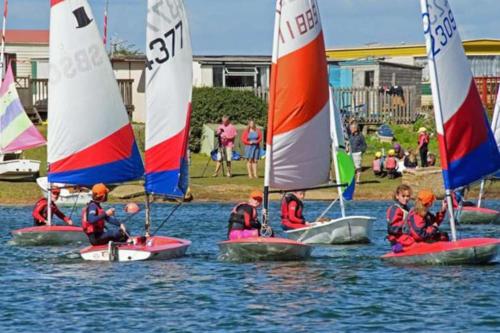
92, 183, 109, 198
250, 190, 264, 202
417, 189, 436, 206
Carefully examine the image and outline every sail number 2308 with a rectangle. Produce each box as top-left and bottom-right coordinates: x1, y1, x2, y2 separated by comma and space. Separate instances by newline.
146, 20, 183, 70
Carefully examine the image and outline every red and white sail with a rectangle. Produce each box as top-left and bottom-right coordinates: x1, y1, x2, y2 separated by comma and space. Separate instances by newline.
420, 0, 500, 190
265, 0, 331, 190
145, 0, 192, 198
48, 0, 143, 185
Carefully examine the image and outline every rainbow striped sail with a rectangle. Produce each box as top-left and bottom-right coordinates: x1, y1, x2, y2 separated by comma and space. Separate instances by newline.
144, 0, 192, 198
421, 0, 500, 189
0, 63, 45, 153
265, 0, 331, 190
330, 93, 355, 200
47, 0, 143, 185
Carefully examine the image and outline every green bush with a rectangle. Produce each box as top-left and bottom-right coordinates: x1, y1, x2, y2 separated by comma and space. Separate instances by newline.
190, 87, 267, 152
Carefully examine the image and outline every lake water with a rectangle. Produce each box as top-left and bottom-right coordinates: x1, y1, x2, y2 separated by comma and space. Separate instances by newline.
1, 200, 499, 332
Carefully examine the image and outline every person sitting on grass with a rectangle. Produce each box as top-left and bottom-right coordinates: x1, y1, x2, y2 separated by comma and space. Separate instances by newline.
281, 191, 310, 230
82, 183, 129, 246
372, 151, 385, 177
403, 149, 419, 171
385, 149, 399, 179
406, 189, 449, 243
227, 190, 263, 240
32, 187, 73, 226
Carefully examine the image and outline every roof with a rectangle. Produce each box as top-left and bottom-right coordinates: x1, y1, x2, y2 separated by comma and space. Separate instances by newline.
194, 55, 271, 65
0, 30, 49, 45
332, 59, 422, 70
326, 39, 500, 60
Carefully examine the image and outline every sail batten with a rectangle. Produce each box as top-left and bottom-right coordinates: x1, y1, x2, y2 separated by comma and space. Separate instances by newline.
265, 0, 331, 191
421, 0, 500, 190
145, 0, 193, 198
0, 63, 45, 153
48, 0, 143, 185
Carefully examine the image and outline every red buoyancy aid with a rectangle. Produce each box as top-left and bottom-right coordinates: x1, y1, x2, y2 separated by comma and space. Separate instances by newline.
372, 159, 382, 172
281, 194, 305, 224
81, 202, 105, 235
386, 203, 413, 246
385, 156, 397, 170
228, 203, 259, 231
406, 210, 439, 242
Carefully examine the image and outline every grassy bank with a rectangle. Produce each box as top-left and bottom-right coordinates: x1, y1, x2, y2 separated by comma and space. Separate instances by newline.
2, 123, 499, 205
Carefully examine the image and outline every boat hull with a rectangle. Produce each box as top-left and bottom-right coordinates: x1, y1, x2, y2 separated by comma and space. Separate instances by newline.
284, 216, 375, 244
36, 177, 92, 205
457, 206, 500, 224
218, 237, 312, 261
0, 159, 40, 181
381, 238, 500, 265
80, 236, 191, 262
10, 225, 87, 245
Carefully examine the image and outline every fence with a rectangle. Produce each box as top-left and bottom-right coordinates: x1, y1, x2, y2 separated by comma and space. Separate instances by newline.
333, 86, 419, 124
474, 76, 500, 110
14, 77, 135, 123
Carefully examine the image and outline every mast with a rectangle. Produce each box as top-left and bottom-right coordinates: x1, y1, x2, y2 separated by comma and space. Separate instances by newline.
0, 0, 7, 79
329, 87, 345, 217
263, 0, 283, 226
47, 164, 52, 226
103, 0, 108, 47
145, 193, 151, 237
420, 0, 457, 241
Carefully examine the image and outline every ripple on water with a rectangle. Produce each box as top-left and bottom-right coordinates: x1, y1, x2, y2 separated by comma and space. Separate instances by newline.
0, 201, 499, 332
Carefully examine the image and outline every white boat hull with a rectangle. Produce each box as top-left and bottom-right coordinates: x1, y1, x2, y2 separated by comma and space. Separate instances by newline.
80, 236, 191, 262
36, 177, 92, 205
0, 159, 40, 181
284, 216, 375, 244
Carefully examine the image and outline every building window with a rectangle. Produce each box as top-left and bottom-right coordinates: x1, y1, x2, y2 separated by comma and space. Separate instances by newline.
364, 70, 374, 87
213, 66, 223, 87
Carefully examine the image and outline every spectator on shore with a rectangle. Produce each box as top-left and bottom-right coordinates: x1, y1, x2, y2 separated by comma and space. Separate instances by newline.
393, 143, 405, 160
242, 120, 262, 179
385, 149, 399, 179
372, 151, 385, 177
348, 122, 367, 184
404, 149, 419, 171
213, 115, 237, 178
427, 152, 436, 166
417, 127, 430, 167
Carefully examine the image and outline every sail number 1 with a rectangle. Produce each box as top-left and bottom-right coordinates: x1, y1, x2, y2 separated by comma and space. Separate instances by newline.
146, 20, 183, 70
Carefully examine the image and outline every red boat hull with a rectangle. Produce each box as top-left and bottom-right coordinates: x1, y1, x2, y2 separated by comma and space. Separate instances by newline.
218, 237, 312, 261
11, 225, 87, 245
80, 236, 191, 261
381, 238, 500, 265
457, 206, 500, 224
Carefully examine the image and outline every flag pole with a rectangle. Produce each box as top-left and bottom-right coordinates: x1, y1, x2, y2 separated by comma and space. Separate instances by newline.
0, 0, 8, 79
103, 0, 109, 48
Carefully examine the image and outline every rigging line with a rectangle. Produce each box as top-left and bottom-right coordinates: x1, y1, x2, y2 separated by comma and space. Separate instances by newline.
68, 193, 80, 220
150, 201, 182, 237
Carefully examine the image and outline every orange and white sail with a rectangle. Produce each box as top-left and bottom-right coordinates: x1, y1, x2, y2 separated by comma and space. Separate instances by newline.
265, 0, 331, 190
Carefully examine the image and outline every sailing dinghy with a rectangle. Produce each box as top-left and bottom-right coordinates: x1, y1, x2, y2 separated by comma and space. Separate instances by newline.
0, 63, 45, 181
383, 0, 500, 265
456, 84, 500, 225
79, 0, 191, 261
220, 0, 347, 260
285, 90, 375, 244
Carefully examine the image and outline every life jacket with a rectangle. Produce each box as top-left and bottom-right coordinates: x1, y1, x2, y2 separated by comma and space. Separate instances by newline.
228, 203, 259, 232
405, 210, 437, 242
281, 194, 304, 223
386, 203, 410, 241
81, 202, 105, 235
385, 156, 397, 170
372, 159, 382, 172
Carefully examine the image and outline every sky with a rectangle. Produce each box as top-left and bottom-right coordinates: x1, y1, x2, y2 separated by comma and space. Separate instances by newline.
3, 0, 500, 55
